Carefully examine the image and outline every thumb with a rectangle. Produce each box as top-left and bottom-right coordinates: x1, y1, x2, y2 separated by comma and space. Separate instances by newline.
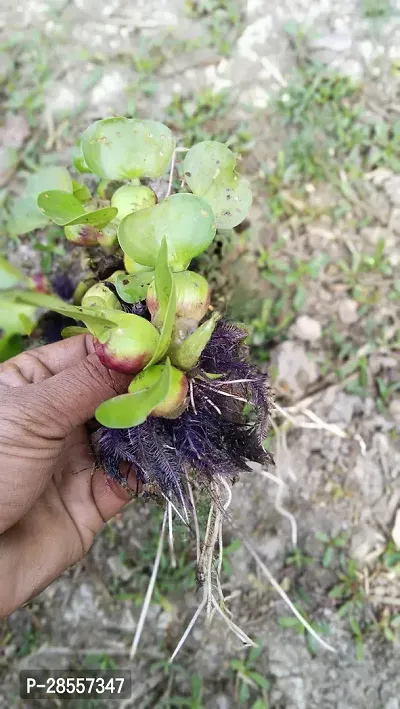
25, 354, 131, 438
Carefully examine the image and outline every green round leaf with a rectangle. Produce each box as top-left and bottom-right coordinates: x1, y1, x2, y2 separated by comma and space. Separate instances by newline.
114, 272, 154, 304
81, 117, 175, 180
67, 207, 118, 229
0, 256, 29, 290
25, 166, 72, 197
118, 193, 216, 271
8, 196, 50, 236
37, 190, 85, 225
183, 141, 236, 193
111, 184, 157, 223
0, 297, 37, 335
183, 141, 252, 229
37, 190, 117, 229
95, 358, 171, 428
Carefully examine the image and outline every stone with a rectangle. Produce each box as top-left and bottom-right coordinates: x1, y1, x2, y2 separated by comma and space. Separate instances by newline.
292, 315, 322, 342
311, 33, 352, 52
383, 175, 400, 206
389, 399, 400, 422
273, 340, 319, 398
391, 509, 400, 549
338, 298, 358, 324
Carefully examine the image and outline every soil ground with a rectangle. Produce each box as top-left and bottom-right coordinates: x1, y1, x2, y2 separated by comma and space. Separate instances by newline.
0, 0, 400, 707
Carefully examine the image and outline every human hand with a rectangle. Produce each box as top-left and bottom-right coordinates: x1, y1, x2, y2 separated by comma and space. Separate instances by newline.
0, 335, 135, 617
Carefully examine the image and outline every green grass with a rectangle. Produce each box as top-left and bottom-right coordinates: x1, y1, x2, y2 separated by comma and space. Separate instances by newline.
230, 643, 270, 706
165, 87, 253, 152
184, 0, 244, 56
362, 0, 392, 18
248, 242, 329, 357
263, 62, 400, 223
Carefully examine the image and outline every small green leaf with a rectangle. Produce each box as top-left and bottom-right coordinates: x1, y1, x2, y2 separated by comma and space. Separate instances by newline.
278, 616, 301, 628
169, 312, 219, 370
72, 179, 91, 203
37, 190, 86, 225
11, 291, 118, 336
0, 297, 37, 335
145, 239, 176, 367
239, 682, 250, 704
8, 167, 72, 237
81, 117, 175, 180
322, 546, 334, 568
8, 196, 50, 236
247, 672, 270, 691
95, 358, 171, 428
61, 326, 89, 338
0, 333, 24, 362
66, 206, 117, 229
25, 167, 72, 197
114, 272, 153, 304
0, 257, 28, 290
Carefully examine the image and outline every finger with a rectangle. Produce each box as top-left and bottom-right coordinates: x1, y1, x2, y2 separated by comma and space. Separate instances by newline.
0, 334, 95, 387
57, 428, 136, 547
0, 465, 136, 618
6, 353, 131, 440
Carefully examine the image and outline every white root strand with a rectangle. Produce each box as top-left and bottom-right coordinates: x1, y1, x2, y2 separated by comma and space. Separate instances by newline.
130, 509, 167, 660
257, 469, 298, 548
168, 502, 176, 568
241, 538, 337, 654
186, 476, 201, 563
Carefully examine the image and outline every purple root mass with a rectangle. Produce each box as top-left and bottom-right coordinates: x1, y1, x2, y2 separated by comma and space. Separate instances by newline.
95, 320, 273, 501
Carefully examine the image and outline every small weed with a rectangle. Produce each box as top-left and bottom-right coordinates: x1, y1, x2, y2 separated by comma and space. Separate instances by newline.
315, 531, 347, 569
381, 541, 400, 573
329, 557, 366, 617
109, 507, 195, 606
279, 600, 330, 656
349, 616, 365, 661
163, 674, 206, 709
250, 243, 329, 355
337, 238, 393, 302
230, 643, 270, 706
15, 624, 42, 658
285, 546, 314, 571
81, 653, 117, 671
267, 62, 400, 215
165, 88, 252, 153
362, 0, 392, 18
373, 608, 400, 643
185, 0, 245, 56
376, 377, 400, 413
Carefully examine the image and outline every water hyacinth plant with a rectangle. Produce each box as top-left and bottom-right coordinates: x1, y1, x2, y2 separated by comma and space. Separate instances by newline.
1, 117, 336, 659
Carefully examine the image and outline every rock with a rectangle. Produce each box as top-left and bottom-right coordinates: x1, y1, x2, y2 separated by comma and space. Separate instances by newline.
327, 392, 363, 425
350, 524, 386, 565
391, 509, 400, 549
311, 33, 352, 52
292, 315, 322, 342
389, 399, 400, 422
273, 340, 319, 398
338, 298, 358, 324
0, 113, 29, 149
383, 175, 400, 206
107, 554, 132, 581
